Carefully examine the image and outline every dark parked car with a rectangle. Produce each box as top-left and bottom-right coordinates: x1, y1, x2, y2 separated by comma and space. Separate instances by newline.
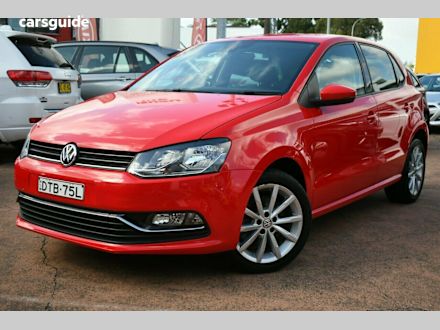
54, 41, 178, 99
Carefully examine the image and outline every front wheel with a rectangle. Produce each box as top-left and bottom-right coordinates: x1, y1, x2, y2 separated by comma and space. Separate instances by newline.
233, 169, 311, 273
385, 139, 426, 203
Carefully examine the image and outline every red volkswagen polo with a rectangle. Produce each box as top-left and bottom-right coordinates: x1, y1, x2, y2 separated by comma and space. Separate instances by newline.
15, 34, 428, 272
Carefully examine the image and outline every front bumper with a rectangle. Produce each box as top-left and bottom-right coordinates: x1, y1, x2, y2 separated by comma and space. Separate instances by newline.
15, 156, 259, 254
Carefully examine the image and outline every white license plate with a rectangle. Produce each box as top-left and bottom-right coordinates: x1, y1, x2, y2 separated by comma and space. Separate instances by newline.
38, 177, 85, 200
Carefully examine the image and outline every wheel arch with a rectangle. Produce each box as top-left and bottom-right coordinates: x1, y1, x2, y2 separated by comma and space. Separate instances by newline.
253, 146, 312, 193
412, 127, 428, 153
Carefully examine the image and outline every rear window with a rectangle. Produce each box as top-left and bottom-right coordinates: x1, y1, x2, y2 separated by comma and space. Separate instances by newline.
9, 36, 71, 69
55, 46, 78, 63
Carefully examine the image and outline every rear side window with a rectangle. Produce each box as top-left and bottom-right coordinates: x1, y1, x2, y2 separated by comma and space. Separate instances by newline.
408, 70, 421, 88
9, 37, 70, 68
130, 47, 158, 73
315, 43, 366, 96
78, 46, 129, 74
390, 56, 405, 86
361, 45, 398, 92
56, 46, 78, 63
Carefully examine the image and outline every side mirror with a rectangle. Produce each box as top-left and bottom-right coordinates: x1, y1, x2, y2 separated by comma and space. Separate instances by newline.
316, 84, 356, 106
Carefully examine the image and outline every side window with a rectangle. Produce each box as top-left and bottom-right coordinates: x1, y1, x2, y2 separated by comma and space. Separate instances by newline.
115, 48, 130, 73
315, 43, 366, 96
390, 56, 405, 86
361, 45, 398, 92
55, 46, 77, 63
130, 48, 158, 73
408, 71, 421, 88
78, 46, 120, 74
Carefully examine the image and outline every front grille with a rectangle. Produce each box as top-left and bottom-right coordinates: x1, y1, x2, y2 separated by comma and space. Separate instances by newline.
28, 140, 136, 171
18, 194, 209, 245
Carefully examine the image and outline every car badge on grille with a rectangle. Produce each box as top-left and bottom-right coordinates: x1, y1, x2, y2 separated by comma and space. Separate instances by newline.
60, 143, 78, 167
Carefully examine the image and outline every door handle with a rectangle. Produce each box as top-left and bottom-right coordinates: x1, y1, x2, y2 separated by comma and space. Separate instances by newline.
367, 111, 377, 124
116, 77, 133, 81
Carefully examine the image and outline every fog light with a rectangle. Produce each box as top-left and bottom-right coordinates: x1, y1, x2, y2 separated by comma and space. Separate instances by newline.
151, 212, 205, 227
153, 213, 185, 226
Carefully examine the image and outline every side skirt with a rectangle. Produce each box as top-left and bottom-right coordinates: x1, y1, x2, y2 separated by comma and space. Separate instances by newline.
311, 174, 402, 219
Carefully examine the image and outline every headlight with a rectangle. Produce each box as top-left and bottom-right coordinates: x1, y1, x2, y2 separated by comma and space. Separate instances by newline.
127, 138, 231, 178
20, 134, 31, 159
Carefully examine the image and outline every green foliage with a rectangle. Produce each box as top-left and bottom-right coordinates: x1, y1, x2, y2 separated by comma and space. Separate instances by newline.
249, 18, 384, 41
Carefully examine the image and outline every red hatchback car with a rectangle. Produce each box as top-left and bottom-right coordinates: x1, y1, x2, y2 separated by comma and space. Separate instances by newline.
15, 34, 428, 272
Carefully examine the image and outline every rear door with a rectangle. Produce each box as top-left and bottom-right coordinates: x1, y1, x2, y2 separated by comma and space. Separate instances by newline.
127, 47, 159, 78
305, 43, 379, 208
77, 45, 137, 99
359, 44, 417, 181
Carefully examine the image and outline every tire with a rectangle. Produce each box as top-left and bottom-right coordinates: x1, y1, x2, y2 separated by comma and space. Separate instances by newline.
385, 139, 426, 203
233, 169, 312, 273
10, 140, 24, 150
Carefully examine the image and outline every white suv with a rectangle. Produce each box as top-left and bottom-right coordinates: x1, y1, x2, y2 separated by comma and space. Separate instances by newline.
0, 26, 82, 146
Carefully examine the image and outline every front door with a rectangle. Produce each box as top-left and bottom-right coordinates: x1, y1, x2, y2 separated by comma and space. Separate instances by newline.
78, 45, 137, 100
304, 43, 379, 209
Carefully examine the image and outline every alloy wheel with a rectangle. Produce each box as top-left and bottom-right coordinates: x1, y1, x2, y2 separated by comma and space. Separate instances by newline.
408, 145, 425, 196
236, 183, 303, 264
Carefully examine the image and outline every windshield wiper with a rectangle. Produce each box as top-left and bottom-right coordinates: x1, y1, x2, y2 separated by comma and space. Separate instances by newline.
237, 91, 282, 95
146, 89, 217, 94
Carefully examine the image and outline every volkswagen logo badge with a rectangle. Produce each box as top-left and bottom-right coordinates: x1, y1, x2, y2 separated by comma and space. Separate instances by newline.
60, 143, 78, 167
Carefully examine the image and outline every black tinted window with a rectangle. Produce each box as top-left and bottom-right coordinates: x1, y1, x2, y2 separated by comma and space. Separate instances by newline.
131, 48, 158, 73
315, 44, 365, 95
408, 71, 420, 87
129, 40, 317, 95
10, 37, 70, 68
361, 45, 398, 92
390, 56, 405, 86
56, 46, 77, 63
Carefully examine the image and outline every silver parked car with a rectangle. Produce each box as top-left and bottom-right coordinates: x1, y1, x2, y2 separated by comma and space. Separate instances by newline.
53, 41, 178, 100
419, 74, 440, 127
0, 26, 81, 146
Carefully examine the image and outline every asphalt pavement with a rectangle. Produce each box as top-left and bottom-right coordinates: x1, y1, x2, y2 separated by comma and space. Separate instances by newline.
0, 134, 439, 310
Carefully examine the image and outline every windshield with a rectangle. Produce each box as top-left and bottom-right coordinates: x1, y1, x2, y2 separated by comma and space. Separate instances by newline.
420, 75, 440, 92
128, 40, 317, 95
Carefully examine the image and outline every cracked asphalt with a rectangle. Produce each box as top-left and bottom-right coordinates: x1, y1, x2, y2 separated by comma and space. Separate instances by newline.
1, 133, 439, 311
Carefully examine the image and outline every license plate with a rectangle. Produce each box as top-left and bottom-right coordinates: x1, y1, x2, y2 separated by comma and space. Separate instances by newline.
58, 81, 71, 94
38, 177, 84, 200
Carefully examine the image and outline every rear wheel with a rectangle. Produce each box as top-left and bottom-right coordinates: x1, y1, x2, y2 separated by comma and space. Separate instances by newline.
385, 139, 426, 203
233, 169, 311, 273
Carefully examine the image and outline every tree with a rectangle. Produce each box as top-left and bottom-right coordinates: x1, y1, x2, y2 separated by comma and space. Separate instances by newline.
314, 18, 383, 40
211, 18, 252, 27
249, 18, 383, 41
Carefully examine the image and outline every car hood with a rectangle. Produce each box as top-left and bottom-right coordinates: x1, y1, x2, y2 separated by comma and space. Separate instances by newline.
31, 91, 281, 151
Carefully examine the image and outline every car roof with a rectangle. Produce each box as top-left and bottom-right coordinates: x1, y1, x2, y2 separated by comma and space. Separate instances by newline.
211, 33, 377, 45
55, 40, 161, 47
420, 73, 440, 77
